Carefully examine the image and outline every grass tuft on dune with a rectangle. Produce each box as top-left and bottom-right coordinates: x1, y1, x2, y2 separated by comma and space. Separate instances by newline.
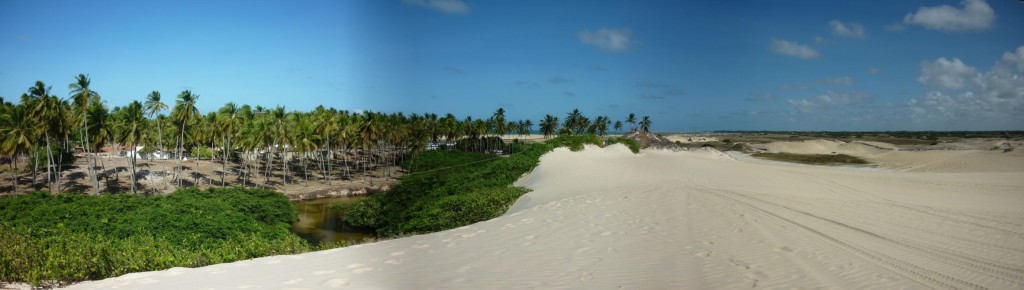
751, 152, 869, 166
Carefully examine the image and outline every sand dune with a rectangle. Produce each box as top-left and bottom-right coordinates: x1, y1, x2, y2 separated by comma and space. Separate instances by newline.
62, 144, 1024, 289
750, 139, 1024, 173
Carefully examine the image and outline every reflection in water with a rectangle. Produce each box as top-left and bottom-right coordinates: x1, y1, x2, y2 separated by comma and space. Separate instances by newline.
291, 196, 375, 245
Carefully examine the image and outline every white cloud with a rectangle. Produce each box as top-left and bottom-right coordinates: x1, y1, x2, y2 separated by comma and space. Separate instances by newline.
903, 0, 995, 33
909, 46, 1024, 126
1001, 46, 1024, 72
787, 91, 874, 113
578, 28, 634, 53
918, 57, 977, 90
829, 20, 866, 39
769, 39, 820, 59
402, 0, 470, 15
868, 67, 881, 74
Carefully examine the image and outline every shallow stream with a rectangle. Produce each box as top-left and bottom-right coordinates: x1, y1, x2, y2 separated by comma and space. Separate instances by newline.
290, 196, 375, 245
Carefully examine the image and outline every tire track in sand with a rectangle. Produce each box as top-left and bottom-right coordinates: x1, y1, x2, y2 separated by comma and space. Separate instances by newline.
703, 188, 1020, 290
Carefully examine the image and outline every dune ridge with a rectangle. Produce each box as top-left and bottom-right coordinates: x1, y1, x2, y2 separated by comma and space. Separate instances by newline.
62, 144, 1024, 289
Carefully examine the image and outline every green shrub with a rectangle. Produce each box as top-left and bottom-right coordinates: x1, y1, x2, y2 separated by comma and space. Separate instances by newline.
398, 187, 528, 234
0, 187, 335, 286
545, 134, 602, 151
750, 152, 869, 165
192, 146, 216, 159
345, 142, 553, 237
606, 137, 640, 153
454, 136, 505, 153
346, 135, 641, 238
346, 134, 648, 238
26, 144, 76, 170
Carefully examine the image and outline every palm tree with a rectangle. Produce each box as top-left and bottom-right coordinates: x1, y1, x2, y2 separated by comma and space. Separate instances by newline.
86, 101, 111, 189
539, 114, 559, 138
356, 112, 383, 183
491, 107, 506, 137
0, 103, 34, 193
118, 101, 147, 194
69, 74, 101, 194
217, 102, 241, 186
29, 81, 67, 193
270, 106, 289, 185
235, 104, 256, 186
626, 113, 637, 132
290, 112, 317, 186
313, 107, 340, 184
640, 115, 652, 132
565, 109, 590, 135
143, 91, 168, 153
613, 120, 623, 133
594, 115, 610, 136
172, 90, 199, 187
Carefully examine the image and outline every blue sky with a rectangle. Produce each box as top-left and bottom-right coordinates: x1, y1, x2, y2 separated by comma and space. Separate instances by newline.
1, 0, 1022, 131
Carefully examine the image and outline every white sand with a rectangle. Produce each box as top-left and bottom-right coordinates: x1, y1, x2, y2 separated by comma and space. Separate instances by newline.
62, 144, 1024, 289
663, 134, 720, 143
750, 139, 1024, 172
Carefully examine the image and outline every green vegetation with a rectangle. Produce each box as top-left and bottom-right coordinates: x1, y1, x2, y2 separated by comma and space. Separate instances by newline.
2, 75, 647, 196
0, 187, 342, 286
0, 74, 656, 284
606, 137, 641, 153
547, 134, 603, 151
751, 152, 869, 166
345, 135, 617, 237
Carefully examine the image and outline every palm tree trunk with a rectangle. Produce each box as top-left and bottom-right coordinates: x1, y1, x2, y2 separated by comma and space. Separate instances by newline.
81, 122, 98, 195
221, 135, 227, 187
56, 137, 65, 194
302, 153, 309, 187
243, 152, 250, 186
8, 156, 17, 193
44, 132, 53, 193
157, 122, 167, 190
129, 142, 137, 194
176, 120, 186, 187
283, 148, 289, 185
265, 147, 273, 185
325, 134, 332, 185
342, 144, 350, 179
32, 150, 38, 190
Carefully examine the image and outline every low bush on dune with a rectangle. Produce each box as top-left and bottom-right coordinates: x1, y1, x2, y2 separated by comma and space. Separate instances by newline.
750, 152, 869, 166
345, 135, 631, 237
606, 137, 641, 153
0, 187, 342, 286
345, 142, 548, 236
547, 134, 603, 151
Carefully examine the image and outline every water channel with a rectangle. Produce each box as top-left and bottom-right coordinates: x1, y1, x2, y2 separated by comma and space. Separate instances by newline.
290, 196, 375, 245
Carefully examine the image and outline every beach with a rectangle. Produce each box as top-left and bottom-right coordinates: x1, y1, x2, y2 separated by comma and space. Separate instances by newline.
60, 142, 1024, 289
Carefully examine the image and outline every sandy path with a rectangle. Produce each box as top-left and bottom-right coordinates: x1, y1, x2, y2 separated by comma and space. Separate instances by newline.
62, 145, 1024, 289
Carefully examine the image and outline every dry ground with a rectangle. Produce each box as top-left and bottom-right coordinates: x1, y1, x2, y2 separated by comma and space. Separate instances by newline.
0, 152, 401, 199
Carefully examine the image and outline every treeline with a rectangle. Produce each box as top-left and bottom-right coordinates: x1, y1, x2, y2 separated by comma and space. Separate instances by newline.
0, 74, 654, 195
